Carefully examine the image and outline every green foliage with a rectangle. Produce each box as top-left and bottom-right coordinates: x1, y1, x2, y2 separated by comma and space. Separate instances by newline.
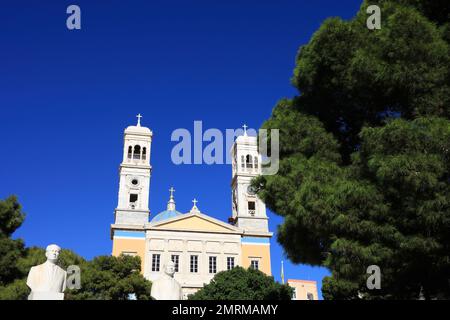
0, 279, 30, 300
375, 0, 450, 25
0, 245, 87, 300
255, 0, 450, 299
292, 0, 449, 161
0, 195, 25, 237
0, 196, 25, 237
188, 266, 293, 300
0, 237, 26, 287
0, 196, 26, 286
0, 196, 151, 300
66, 255, 152, 300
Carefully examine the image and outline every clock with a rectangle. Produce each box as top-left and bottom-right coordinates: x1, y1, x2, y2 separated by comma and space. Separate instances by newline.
247, 185, 257, 195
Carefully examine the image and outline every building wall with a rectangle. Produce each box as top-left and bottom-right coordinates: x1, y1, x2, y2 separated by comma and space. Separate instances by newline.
144, 229, 242, 299
287, 279, 319, 300
241, 241, 271, 276
112, 228, 273, 296
112, 230, 146, 272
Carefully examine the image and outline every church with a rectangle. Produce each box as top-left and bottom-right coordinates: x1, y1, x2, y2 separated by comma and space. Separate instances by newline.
110, 115, 273, 299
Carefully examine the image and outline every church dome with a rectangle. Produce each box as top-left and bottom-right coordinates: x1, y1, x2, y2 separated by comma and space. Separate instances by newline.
125, 114, 152, 135
151, 187, 182, 223
151, 209, 183, 223
125, 125, 152, 135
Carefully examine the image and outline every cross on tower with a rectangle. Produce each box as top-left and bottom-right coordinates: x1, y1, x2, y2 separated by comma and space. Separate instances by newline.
169, 187, 175, 199
242, 124, 248, 136
192, 198, 198, 207
136, 113, 143, 126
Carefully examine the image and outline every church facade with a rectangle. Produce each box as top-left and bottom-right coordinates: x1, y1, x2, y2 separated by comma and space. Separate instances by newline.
110, 116, 273, 298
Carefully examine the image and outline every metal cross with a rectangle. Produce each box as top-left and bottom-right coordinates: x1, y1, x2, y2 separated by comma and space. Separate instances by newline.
242, 124, 248, 135
169, 187, 175, 198
136, 113, 143, 126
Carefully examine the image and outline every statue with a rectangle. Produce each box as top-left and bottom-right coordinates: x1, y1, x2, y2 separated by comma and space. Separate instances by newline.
26, 244, 67, 300
150, 260, 182, 300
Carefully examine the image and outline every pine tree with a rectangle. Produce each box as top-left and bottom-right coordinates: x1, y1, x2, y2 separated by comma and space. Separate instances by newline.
253, 0, 450, 299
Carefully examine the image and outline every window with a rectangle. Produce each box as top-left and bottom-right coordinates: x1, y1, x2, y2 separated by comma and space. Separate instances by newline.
171, 255, 179, 272
190, 255, 198, 273
241, 155, 245, 169
250, 260, 259, 270
307, 293, 314, 300
246, 154, 253, 168
129, 194, 138, 208
209, 256, 217, 274
227, 257, 235, 270
142, 147, 147, 161
127, 146, 132, 159
133, 145, 141, 160
292, 288, 297, 300
151, 254, 160, 272
248, 201, 256, 215
254, 157, 258, 169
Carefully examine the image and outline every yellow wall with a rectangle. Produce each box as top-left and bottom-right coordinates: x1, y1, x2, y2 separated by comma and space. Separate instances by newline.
112, 238, 146, 273
241, 244, 271, 276
287, 280, 319, 300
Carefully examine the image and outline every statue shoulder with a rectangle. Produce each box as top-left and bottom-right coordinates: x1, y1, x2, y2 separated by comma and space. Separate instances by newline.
56, 265, 67, 275
27, 265, 37, 275
31, 263, 46, 271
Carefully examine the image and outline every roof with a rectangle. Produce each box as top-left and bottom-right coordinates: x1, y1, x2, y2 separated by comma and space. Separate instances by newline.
149, 210, 243, 233
287, 279, 317, 284
125, 125, 152, 135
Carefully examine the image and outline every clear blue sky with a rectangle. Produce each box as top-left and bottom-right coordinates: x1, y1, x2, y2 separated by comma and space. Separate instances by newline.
0, 1, 362, 299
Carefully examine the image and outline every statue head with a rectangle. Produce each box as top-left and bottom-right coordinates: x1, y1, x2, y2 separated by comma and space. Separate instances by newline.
45, 244, 61, 264
164, 260, 176, 277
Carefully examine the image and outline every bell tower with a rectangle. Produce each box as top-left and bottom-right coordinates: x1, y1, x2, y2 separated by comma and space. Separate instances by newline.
230, 125, 269, 232
114, 114, 153, 225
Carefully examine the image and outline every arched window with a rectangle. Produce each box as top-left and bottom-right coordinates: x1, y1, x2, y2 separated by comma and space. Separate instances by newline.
133, 145, 141, 160
241, 156, 245, 169
127, 146, 132, 159
246, 154, 253, 168
254, 156, 258, 169
142, 147, 147, 161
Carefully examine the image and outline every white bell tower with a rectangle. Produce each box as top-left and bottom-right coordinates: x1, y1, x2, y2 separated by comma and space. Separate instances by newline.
114, 114, 153, 225
230, 125, 269, 232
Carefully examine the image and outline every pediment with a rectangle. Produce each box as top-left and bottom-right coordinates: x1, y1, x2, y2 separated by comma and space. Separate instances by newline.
150, 212, 241, 234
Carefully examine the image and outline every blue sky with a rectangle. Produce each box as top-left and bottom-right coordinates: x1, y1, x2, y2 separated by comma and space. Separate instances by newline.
0, 1, 362, 299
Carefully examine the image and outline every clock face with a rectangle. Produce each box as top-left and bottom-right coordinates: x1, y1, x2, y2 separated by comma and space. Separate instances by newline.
131, 178, 139, 186
247, 185, 256, 195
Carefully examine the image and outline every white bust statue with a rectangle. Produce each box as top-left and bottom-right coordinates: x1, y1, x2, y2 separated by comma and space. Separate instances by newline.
26, 244, 67, 300
150, 260, 182, 300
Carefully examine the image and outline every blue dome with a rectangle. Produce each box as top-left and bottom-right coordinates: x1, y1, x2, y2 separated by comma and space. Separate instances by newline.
151, 209, 183, 223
